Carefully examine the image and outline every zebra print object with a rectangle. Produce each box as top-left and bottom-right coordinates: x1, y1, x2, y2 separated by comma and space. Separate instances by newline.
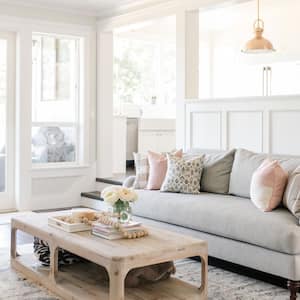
33, 237, 82, 266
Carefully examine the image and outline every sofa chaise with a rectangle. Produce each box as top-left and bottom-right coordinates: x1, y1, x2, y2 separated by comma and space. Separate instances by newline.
124, 148, 300, 300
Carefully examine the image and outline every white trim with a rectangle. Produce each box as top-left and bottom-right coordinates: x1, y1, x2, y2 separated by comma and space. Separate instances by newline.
0, 32, 16, 211
31, 164, 91, 179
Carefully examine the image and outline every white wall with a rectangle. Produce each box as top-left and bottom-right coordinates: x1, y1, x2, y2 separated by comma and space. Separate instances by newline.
0, 8, 97, 211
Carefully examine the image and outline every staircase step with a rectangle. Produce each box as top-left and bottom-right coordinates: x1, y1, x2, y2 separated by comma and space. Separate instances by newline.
80, 191, 103, 201
96, 178, 123, 186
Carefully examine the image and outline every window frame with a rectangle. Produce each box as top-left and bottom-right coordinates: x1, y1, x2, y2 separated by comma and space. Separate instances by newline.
32, 32, 84, 168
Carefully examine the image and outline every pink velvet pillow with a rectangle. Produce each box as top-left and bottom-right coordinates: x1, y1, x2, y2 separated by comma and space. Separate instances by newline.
146, 150, 183, 190
250, 159, 288, 212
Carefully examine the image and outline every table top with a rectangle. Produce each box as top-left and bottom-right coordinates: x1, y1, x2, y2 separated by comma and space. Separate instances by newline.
12, 212, 207, 262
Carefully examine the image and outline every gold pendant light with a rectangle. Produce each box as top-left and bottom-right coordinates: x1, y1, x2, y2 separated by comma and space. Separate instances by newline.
242, 0, 275, 53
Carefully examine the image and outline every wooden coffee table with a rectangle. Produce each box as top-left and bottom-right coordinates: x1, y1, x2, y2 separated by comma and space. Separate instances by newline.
11, 213, 208, 300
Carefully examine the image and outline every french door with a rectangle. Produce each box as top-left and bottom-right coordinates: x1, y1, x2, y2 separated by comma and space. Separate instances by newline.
0, 32, 15, 211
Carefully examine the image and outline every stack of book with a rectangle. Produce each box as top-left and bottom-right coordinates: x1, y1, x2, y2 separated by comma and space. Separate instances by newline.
92, 221, 142, 240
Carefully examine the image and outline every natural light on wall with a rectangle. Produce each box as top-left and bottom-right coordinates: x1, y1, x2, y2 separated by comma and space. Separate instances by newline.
199, 0, 300, 99
32, 34, 81, 165
113, 16, 176, 118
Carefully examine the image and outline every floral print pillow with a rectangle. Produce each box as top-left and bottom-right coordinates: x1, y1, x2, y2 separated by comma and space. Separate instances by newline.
161, 154, 204, 194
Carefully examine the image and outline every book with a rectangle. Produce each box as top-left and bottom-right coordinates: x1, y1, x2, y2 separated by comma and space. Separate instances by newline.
92, 226, 141, 234
93, 221, 141, 230
92, 231, 123, 240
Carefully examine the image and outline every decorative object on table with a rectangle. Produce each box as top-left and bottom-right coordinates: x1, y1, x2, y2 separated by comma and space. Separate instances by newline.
48, 211, 97, 232
92, 217, 148, 240
101, 186, 138, 223
98, 186, 148, 239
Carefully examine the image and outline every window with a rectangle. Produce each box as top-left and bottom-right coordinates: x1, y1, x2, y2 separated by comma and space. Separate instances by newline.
113, 16, 176, 118
32, 34, 81, 165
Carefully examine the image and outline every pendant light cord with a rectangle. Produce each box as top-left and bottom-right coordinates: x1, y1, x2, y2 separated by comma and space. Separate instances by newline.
257, 0, 260, 20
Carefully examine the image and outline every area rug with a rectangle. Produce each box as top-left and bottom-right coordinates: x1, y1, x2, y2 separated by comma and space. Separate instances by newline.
0, 247, 289, 300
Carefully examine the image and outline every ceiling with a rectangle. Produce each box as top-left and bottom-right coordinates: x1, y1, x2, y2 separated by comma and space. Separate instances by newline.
0, 0, 168, 18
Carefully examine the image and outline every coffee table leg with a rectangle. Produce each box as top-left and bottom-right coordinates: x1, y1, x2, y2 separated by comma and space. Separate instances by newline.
199, 253, 208, 299
109, 263, 127, 300
10, 226, 17, 259
49, 245, 58, 283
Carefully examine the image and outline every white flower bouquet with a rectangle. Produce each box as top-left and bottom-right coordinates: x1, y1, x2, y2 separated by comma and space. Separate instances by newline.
101, 186, 138, 222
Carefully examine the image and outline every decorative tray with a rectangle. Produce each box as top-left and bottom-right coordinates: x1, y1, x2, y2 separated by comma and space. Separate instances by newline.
48, 215, 91, 233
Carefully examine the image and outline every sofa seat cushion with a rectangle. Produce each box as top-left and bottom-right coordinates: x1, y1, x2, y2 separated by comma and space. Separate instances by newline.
132, 190, 300, 255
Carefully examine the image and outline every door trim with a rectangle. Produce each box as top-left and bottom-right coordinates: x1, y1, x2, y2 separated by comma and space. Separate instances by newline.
0, 32, 16, 211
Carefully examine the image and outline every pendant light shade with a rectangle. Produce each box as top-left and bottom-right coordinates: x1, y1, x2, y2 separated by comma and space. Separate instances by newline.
242, 0, 275, 53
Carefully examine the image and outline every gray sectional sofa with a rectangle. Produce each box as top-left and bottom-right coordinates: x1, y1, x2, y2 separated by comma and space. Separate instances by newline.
126, 148, 300, 299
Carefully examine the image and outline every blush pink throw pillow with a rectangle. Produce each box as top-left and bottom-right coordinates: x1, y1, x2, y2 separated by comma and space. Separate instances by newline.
250, 159, 288, 212
146, 150, 183, 190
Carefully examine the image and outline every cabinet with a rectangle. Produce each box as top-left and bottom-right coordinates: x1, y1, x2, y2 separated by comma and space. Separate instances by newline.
138, 119, 176, 153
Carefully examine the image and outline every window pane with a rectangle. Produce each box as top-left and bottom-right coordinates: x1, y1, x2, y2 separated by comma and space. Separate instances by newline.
32, 126, 76, 163
0, 39, 7, 192
32, 35, 78, 123
42, 37, 56, 100
113, 16, 176, 117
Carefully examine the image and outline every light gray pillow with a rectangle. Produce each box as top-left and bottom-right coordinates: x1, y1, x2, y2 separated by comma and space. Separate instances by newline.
201, 150, 236, 194
133, 153, 149, 189
161, 154, 204, 194
283, 167, 300, 220
229, 149, 300, 198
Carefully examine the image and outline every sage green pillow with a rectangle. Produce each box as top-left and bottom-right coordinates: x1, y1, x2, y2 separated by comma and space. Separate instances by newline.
201, 150, 236, 194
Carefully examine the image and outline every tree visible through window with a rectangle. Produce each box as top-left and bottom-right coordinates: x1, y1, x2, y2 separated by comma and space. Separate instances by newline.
113, 37, 176, 111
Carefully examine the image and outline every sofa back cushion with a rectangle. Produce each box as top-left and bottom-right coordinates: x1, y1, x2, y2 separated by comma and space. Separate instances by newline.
147, 150, 183, 190
230, 149, 300, 198
133, 153, 149, 189
161, 154, 204, 194
250, 159, 288, 212
283, 166, 300, 219
185, 149, 236, 194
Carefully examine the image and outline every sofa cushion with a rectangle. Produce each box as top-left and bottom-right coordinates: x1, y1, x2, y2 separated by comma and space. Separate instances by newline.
250, 160, 288, 212
133, 153, 149, 189
229, 149, 300, 198
147, 150, 182, 190
185, 149, 236, 194
160, 154, 204, 194
283, 166, 300, 220
132, 190, 300, 255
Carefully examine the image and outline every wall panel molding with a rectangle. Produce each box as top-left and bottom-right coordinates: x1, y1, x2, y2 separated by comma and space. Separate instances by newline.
184, 96, 300, 155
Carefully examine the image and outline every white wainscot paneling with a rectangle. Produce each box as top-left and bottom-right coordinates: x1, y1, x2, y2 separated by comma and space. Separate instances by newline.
228, 111, 263, 152
271, 111, 300, 155
191, 112, 221, 149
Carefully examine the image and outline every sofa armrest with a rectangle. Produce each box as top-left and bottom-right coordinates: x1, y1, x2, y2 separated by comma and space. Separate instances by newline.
123, 176, 136, 188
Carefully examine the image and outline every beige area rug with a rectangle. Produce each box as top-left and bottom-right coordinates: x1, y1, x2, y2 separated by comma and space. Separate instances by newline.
0, 246, 290, 300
